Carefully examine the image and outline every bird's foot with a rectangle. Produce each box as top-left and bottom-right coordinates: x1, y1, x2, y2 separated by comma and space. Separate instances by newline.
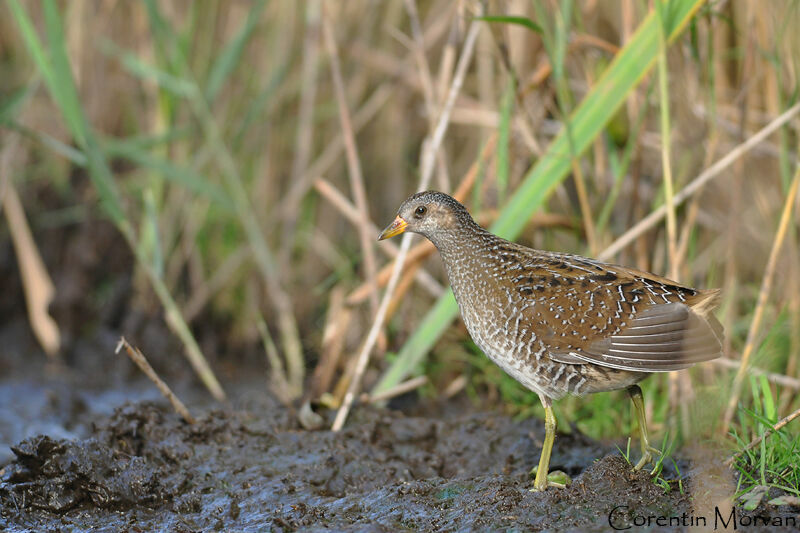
529, 467, 571, 491
633, 445, 662, 474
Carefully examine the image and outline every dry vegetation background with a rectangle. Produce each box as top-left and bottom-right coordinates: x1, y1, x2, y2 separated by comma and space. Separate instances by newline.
1, 0, 799, 464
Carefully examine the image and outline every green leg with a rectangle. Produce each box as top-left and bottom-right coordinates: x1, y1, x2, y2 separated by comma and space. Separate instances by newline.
530, 394, 570, 491
627, 384, 662, 473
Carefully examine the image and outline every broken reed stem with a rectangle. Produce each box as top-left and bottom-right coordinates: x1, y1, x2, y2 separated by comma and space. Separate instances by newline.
721, 167, 800, 433
321, 2, 380, 315
332, 14, 483, 432
362, 375, 428, 404
2, 168, 61, 358
724, 404, 800, 467
712, 357, 800, 391
115, 337, 196, 425
307, 285, 352, 401
598, 102, 800, 262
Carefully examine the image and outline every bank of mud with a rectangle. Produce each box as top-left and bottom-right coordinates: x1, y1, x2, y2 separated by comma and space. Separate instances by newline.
1, 320, 798, 531
2, 378, 798, 532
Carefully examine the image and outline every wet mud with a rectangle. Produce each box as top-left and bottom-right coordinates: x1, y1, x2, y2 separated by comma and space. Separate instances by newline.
1, 386, 797, 532
1, 325, 799, 531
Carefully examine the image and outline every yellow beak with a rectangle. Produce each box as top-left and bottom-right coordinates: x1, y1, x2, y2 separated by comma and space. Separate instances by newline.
378, 216, 408, 240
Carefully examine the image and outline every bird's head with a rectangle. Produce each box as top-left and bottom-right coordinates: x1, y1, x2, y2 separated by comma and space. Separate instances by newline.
378, 190, 473, 242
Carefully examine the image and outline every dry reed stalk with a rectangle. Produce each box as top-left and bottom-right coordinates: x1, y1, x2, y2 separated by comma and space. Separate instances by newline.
346, 241, 436, 305
313, 176, 444, 297
713, 357, 800, 391
404, 0, 436, 127
384, 262, 421, 321
403, 0, 451, 191
435, 7, 457, 105
443, 374, 467, 398
721, 167, 800, 433
115, 337, 196, 425
307, 285, 352, 401
571, 159, 597, 255
598, 102, 800, 262
183, 246, 250, 322
362, 376, 428, 404
280, 83, 394, 224
655, 20, 685, 433
2, 140, 60, 358
321, 3, 380, 316
343, 132, 497, 306
724, 404, 800, 467
332, 12, 483, 432
280, 0, 322, 272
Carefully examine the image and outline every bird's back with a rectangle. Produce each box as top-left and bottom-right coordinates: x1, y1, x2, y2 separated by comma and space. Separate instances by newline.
440, 232, 722, 399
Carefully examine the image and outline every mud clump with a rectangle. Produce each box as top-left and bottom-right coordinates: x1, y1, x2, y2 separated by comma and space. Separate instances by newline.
2, 395, 797, 531
3, 435, 167, 512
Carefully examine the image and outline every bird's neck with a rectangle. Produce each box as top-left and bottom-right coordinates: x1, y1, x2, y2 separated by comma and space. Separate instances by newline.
427, 223, 498, 295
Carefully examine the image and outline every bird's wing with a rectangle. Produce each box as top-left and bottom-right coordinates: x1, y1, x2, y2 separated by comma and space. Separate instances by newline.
508, 252, 723, 372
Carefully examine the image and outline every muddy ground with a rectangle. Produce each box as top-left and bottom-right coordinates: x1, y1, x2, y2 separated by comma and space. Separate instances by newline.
1, 325, 798, 532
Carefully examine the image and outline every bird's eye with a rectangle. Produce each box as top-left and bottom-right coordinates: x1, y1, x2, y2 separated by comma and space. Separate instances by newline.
414, 205, 427, 218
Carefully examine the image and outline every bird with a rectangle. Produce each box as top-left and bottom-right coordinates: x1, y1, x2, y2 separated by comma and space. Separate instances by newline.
378, 191, 723, 491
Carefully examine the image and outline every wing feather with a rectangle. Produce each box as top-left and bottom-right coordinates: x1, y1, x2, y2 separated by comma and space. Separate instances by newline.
561, 302, 722, 372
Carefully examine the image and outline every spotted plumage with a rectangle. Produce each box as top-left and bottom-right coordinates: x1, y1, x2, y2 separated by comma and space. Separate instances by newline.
379, 190, 723, 491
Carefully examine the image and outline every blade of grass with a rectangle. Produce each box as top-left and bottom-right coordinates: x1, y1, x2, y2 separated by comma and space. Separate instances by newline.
7, 120, 88, 166
656, 1, 679, 281
496, 78, 514, 203
102, 39, 195, 97
474, 15, 542, 34
8, 0, 225, 400
0, 84, 36, 125
374, 0, 705, 394
655, 0, 686, 438
204, 0, 266, 102
141, 0, 305, 398
102, 136, 234, 210
725, 403, 800, 467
